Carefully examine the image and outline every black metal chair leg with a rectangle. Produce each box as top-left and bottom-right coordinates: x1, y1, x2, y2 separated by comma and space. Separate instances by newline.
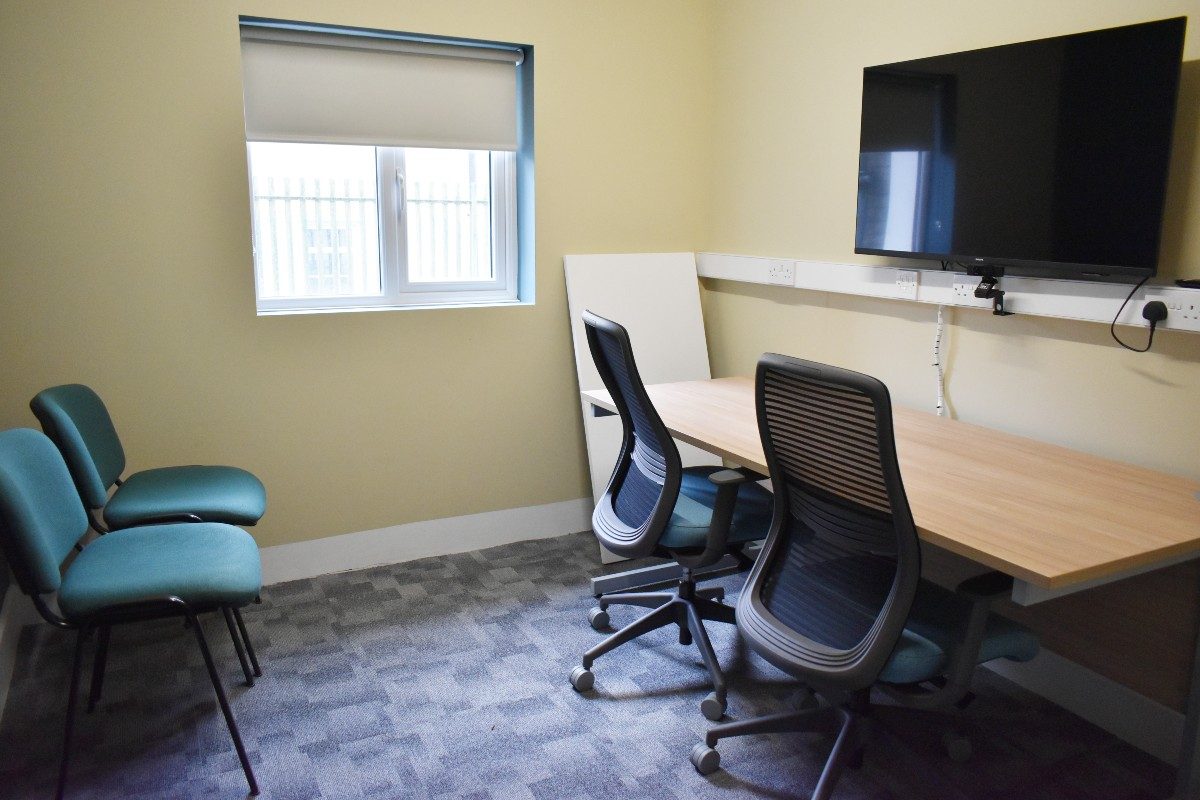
222, 608, 254, 687
686, 603, 726, 700
87, 625, 110, 713
583, 601, 677, 668
187, 611, 259, 796
812, 709, 858, 800
232, 607, 261, 678
598, 591, 675, 611
694, 595, 737, 624
705, 707, 831, 746
57, 626, 90, 800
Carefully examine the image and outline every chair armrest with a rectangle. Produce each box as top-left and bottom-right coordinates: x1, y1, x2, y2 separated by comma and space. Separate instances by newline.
707, 467, 767, 485
676, 468, 768, 569
887, 571, 1017, 710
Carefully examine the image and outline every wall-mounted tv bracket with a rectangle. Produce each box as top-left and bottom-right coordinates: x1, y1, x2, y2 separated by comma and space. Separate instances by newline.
973, 274, 1014, 316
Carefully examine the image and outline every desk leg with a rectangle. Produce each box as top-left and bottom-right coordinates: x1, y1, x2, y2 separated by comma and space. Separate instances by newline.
1176, 611, 1200, 799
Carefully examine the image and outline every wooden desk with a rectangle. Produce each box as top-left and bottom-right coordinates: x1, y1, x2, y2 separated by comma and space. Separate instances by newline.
583, 376, 1200, 797
583, 376, 1200, 599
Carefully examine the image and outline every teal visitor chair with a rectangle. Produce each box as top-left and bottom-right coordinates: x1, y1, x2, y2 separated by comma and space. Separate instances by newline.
30, 384, 266, 532
0, 428, 263, 799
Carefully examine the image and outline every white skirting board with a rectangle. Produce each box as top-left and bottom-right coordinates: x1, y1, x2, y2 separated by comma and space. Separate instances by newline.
986, 650, 1183, 766
0, 504, 1183, 767
258, 497, 593, 585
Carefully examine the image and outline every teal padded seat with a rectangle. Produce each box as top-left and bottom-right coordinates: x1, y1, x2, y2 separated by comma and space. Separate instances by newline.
102, 466, 266, 531
658, 467, 773, 549
776, 553, 1038, 685
879, 578, 1039, 685
58, 522, 261, 619
30, 383, 266, 530
901, 578, 1040, 673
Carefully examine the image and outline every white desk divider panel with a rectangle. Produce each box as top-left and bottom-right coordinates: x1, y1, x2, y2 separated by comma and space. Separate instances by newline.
564, 253, 718, 563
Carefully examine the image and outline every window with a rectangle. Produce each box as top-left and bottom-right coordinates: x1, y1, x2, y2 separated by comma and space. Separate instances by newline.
239, 21, 532, 313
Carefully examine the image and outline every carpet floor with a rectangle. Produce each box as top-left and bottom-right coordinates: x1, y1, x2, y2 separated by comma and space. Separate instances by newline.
0, 531, 1172, 799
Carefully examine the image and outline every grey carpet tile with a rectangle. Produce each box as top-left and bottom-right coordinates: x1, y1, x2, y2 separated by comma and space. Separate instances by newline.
0, 531, 1172, 799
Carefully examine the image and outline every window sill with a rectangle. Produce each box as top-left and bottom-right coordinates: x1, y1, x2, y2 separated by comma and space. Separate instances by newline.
255, 297, 531, 316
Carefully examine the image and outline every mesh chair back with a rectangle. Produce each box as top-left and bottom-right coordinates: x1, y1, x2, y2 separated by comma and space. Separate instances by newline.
736, 354, 921, 690
0, 429, 90, 595
30, 384, 126, 510
583, 312, 682, 558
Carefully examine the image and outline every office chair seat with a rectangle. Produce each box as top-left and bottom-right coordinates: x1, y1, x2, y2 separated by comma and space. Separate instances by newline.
658, 467, 773, 550
880, 581, 1038, 684
58, 522, 262, 619
768, 553, 1037, 685
103, 465, 267, 530
902, 578, 1040, 675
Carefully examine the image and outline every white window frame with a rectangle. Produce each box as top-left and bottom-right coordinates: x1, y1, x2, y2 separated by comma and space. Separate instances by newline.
251, 147, 518, 314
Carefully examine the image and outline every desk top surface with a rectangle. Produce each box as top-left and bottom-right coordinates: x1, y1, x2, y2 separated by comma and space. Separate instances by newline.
582, 377, 1200, 589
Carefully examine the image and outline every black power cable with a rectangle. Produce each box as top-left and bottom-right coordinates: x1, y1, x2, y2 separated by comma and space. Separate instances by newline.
1110, 276, 1167, 353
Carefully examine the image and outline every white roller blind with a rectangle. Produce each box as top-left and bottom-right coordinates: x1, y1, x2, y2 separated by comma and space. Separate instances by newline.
240, 27, 522, 151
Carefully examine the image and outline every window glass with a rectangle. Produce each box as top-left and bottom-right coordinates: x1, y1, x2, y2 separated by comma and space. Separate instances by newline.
404, 149, 493, 283
248, 143, 381, 299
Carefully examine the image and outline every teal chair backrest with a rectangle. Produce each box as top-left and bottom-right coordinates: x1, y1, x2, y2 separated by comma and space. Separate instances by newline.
30, 384, 126, 510
0, 429, 89, 595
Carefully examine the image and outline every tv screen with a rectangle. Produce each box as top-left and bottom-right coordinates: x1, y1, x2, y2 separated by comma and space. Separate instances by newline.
854, 18, 1185, 282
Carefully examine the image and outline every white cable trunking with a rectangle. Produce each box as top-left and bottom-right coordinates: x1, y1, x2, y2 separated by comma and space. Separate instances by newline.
696, 253, 1200, 334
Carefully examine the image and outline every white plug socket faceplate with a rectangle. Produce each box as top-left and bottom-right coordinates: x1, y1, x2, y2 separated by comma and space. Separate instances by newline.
1144, 289, 1200, 332
766, 261, 795, 286
895, 270, 919, 300
951, 276, 993, 308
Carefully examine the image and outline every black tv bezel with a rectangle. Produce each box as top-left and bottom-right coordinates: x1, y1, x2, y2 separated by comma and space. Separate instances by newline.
852, 17, 1187, 285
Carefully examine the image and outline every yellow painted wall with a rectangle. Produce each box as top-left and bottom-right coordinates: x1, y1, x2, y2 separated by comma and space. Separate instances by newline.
0, 0, 716, 547
702, 0, 1200, 483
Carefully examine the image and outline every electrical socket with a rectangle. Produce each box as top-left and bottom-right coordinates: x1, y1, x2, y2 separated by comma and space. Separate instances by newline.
951, 276, 992, 308
1145, 290, 1200, 332
766, 261, 795, 286
895, 270, 919, 300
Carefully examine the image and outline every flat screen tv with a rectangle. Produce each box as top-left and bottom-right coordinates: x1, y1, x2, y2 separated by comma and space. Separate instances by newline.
854, 18, 1186, 282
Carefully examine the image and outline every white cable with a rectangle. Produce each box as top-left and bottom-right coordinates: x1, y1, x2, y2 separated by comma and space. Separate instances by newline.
932, 304, 946, 417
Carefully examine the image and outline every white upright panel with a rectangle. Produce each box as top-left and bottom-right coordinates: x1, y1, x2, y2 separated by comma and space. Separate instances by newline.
564, 253, 718, 563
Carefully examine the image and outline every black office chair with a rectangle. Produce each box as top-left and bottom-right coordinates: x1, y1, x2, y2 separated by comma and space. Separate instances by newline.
690, 354, 1038, 798
568, 312, 773, 720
